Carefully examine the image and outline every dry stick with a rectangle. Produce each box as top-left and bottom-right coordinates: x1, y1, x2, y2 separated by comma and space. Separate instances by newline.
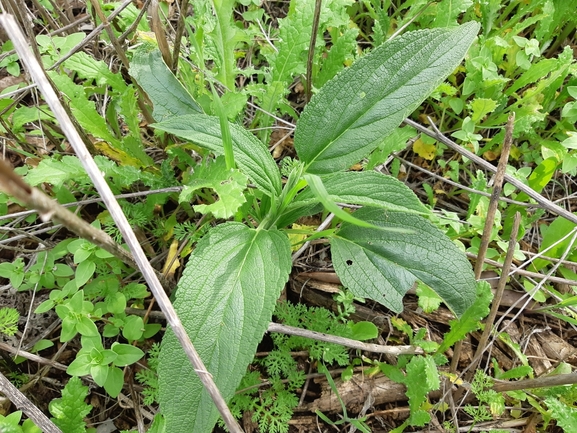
492, 373, 577, 393
305, 0, 322, 103
396, 155, 534, 208
0, 15, 243, 433
474, 112, 515, 278
125, 305, 422, 356
403, 117, 577, 226
292, 213, 335, 262
50, 0, 134, 70
466, 253, 577, 288
267, 323, 423, 356
25, 0, 58, 32
150, 0, 173, 68
0, 342, 68, 372
0, 186, 183, 223
449, 113, 515, 375
0, 372, 62, 433
0, 159, 137, 269
171, 0, 190, 72
2, 0, 42, 61
466, 212, 521, 384
119, 0, 152, 43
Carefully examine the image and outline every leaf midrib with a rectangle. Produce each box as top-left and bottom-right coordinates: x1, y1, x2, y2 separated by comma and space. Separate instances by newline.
300, 29, 459, 171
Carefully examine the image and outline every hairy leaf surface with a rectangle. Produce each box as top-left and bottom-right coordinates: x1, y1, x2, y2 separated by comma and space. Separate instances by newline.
129, 49, 201, 121
154, 114, 282, 198
331, 207, 476, 316
158, 223, 291, 432
295, 22, 480, 174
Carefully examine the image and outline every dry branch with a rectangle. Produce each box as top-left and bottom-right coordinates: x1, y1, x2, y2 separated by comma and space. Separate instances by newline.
0, 371, 62, 433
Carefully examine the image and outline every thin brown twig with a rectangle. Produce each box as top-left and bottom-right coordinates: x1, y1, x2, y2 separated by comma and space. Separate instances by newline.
0, 342, 68, 372
403, 117, 577, 226
150, 0, 173, 67
449, 113, 515, 376
466, 253, 577, 287
474, 112, 515, 278
171, 0, 190, 72
0, 159, 138, 269
465, 212, 521, 383
50, 0, 135, 70
85, 0, 155, 125
492, 372, 577, 393
121, 0, 152, 42
305, 0, 322, 102
395, 155, 537, 208
0, 186, 183, 223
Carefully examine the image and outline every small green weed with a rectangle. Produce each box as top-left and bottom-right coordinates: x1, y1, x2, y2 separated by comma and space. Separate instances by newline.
0, 411, 41, 433
135, 343, 161, 406
464, 370, 505, 423
0, 307, 19, 337
49, 376, 93, 433
222, 295, 377, 433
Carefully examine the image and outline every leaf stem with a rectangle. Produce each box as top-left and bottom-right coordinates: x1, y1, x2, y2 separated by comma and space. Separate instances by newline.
210, 82, 235, 170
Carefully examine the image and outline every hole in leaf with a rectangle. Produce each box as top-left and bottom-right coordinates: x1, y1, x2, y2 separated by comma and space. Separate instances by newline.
346, 260, 353, 266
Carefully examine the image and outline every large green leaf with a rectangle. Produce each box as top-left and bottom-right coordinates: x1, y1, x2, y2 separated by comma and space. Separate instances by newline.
295, 22, 480, 174
277, 171, 428, 227
154, 114, 282, 198
158, 223, 291, 432
331, 207, 476, 317
129, 49, 201, 121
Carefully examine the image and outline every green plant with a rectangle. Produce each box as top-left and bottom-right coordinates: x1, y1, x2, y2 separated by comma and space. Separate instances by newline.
3, 0, 577, 430
380, 354, 443, 431
49, 376, 93, 433
0, 307, 19, 336
316, 364, 371, 433
66, 335, 144, 397
222, 296, 376, 433
0, 41, 20, 77
464, 370, 505, 424
128, 20, 482, 431
224, 370, 299, 433
0, 258, 25, 290
0, 411, 41, 433
135, 343, 161, 405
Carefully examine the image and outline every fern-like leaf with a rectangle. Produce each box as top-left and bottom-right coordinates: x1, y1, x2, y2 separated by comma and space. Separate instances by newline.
49, 377, 92, 433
